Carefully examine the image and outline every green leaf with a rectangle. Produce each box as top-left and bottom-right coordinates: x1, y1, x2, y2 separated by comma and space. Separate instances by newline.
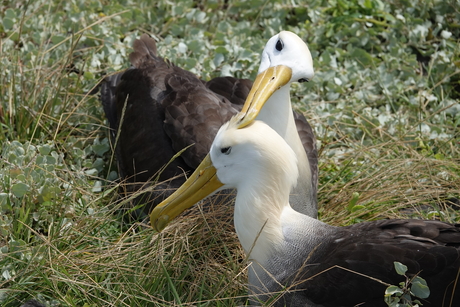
188, 40, 201, 53
120, 10, 132, 19
92, 143, 109, 156
362, 0, 373, 9
350, 47, 373, 67
83, 71, 94, 80
434, 153, 445, 160
11, 183, 29, 198
385, 285, 403, 296
350, 205, 365, 212
172, 6, 183, 16
51, 34, 66, 45
5, 8, 17, 19
38, 144, 52, 155
215, 46, 229, 55
347, 192, 360, 212
401, 293, 413, 303
394, 262, 408, 276
2, 18, 14, 31
184, 58, 197, 70
213, 53, 224, 67
411, 276, 430, 299
0, 193, 9, 207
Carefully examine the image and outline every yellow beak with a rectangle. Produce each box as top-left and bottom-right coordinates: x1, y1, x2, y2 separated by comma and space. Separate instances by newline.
150, 154, 224, 232
236, 65, 292, 128
150, 65, 292, 231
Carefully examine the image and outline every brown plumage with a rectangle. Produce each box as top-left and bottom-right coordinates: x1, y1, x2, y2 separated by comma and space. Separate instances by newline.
100, 34, 317, 216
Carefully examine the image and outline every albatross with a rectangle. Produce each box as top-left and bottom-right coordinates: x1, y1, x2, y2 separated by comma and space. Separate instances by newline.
100, 32, 317, 217
150, 116, 460, 307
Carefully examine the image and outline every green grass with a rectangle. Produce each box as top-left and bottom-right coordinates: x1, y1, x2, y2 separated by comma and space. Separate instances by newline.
1, 0, 459, 306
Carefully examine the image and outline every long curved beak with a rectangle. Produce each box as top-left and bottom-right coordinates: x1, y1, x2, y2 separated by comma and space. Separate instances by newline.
150, 154, 224, 232
236, 65, 292, 128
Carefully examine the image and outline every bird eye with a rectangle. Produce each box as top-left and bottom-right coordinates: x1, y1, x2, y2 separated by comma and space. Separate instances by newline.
275, 39, 283, 51
298, 78, 309, 83
220, 147, 231, 155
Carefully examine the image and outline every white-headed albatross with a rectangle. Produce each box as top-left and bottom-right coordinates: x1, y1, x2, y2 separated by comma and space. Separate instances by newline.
100, 32, 317, 217
150, 116, 460, 306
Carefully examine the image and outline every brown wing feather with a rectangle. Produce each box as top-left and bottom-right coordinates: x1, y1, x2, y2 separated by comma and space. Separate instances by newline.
100, 72, 123, 140
204, 76, 253, 106
109, 68, 193, 214
294, 111, 318, 204
129, 34, 158, 68
157, 70, 240, 168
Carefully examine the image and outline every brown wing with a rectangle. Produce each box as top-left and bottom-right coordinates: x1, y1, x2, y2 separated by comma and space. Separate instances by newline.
293, 111, 318, 205
100, 35, 241, 215
282, 219, 460, 307
204, 76, 253, 106
102, 67, 193, 216
160, 72, 239, 168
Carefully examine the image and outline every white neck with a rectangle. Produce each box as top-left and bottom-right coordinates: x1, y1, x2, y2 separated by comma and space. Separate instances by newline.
257, 85, 314, 217
233, 168, 292, 264
258, 86, 292, 139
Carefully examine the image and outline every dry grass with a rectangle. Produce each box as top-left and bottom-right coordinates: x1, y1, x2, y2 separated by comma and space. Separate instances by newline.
2, 183, 248, 306
318, 131, 460, 226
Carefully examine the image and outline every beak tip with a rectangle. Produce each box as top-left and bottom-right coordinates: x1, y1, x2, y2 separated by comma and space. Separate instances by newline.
150, 214, 169, 232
